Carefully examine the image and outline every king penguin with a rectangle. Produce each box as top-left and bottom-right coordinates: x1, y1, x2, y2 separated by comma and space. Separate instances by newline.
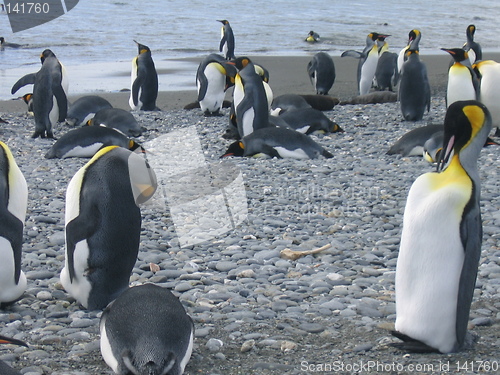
229, 57, 271, 138
396, 30, 420, 85
222, 126, 333, 159
341, 32, 382, 95
129, 41, 159, 111
307, 52, 335, 95
100, 284, 194, 375
45, 126, 143, 159
463, 25, 482, 65
393, 100, 492, 353
90, 108, 143, 137
218, 20, 235, 60
474, 59, 500, 136
60, 146, 157, 310
66, 95, 113, 126
196, 53, 236, 116
374, 35, 398, 91
398, 48, 430, 121
0, 335, 28, 375
0, 142, 27, 305
11, 49, 68, 138
442, 48, 479, 107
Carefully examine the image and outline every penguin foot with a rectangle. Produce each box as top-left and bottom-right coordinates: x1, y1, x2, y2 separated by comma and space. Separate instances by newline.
203, 110, 222, 117
389, 331, 439, 353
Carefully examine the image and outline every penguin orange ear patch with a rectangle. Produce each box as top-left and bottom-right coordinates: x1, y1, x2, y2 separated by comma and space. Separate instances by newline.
463, 104, 486, 139
238, 141, 245, 149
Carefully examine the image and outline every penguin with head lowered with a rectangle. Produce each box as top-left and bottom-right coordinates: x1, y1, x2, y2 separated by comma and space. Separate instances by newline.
11, 49, 68, 138
196, 53, 236, 116
66, 95, 113, 126
100, 284, 194, 375
393, 100, 491, 353
129, 41, 159, 111
60, 146, 157, 310
218, 20, 235, 60
228, 57, 271, 138
398, 39, 430, 121
0, 142, 27, 305
307, 52, 335, 95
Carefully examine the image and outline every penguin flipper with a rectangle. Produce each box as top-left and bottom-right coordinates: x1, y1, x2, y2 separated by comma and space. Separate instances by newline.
53, 84, 68, 122
0, 212, 24, 284
219, 35, 226, 53
196, 72, 208, 102
341, 50, 363, 59
131, 74, 145, 108
11, 73, 37, 94
65, 213, 99, 282
455, 203, 482, 349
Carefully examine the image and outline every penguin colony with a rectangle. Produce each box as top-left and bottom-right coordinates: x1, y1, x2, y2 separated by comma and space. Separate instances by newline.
0, 20, 498, 373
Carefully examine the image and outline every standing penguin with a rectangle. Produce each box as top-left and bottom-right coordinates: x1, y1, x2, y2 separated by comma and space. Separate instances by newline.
307, 52, 335, 95
393, 100, 491, 353
100, 284, 194, 375
60, 146, 157, 310
341, 32, 382, 95
0, 142, 27, 305
374, 35, 398, 91
11, 49, 68, 138
442, 48, 479, 107
196, 53, 236, 116
218, 20, 235, 60
474, 59, 500, 136
129, 41, 159, 111
396, 30, 420, 84
229, 57, 270, 137
398, 48, 430, 121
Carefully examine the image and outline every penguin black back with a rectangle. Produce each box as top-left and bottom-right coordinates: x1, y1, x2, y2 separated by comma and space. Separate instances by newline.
130, 41, 159, 111
61, 146, 157, 310
100, 284, 194, 375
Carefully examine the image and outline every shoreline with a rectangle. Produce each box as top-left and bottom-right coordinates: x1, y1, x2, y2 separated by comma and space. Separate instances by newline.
1, 52, 500, 113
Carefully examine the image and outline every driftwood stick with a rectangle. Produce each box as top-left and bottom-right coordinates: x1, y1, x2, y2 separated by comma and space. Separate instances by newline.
280, 244, 332, 261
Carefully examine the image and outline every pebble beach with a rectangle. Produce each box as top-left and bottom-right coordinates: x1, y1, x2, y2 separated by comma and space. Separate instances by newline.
0, 52, 499, 375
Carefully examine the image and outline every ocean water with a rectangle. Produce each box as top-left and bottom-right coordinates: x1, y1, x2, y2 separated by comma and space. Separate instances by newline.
1, 0, 499, 99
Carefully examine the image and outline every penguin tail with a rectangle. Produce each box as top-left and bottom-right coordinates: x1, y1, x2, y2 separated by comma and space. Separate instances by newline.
322, 149, 334, 158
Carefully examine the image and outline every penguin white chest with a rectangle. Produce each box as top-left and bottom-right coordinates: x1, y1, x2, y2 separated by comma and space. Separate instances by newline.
0, 237, 27, 302
395, 172, 471, 353
359, 51, 378, 95
447, 67, 476, 106
198, 63, 226, 113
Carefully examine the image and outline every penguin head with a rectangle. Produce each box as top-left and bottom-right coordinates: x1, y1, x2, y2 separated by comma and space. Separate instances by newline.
133, 40, 151, 55
228, 56, 252, 71
128, 139, 145, 154
40, 49, 56, 63
254, 64, 270, 83
217, 19, 230, 25
221, 141, 245, 158
20, 93, 33, 105
467, 24, 476, 39
441, 48, 469, 64
436, 100, 491, 172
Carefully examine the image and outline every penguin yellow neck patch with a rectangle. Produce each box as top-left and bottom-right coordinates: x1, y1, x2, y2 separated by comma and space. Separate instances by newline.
462, 105, 485, 149
430, 155, 471, 191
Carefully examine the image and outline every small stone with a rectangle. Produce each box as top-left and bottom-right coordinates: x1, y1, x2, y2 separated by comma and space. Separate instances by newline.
36, 291, 52, 301
241, 339, 255, 353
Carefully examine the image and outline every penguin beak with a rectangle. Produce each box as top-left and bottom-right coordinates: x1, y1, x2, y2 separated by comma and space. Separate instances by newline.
436, 135, 455, 172
0, 335, 28, 347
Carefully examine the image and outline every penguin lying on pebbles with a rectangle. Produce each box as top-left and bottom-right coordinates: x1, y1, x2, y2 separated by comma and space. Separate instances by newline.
222, 127, 333, 159
66, 95, 113, 126
89, 108, 143, 137
45, 126, 143, 159
100, 284, 194, 375
278, 108, 343, 135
